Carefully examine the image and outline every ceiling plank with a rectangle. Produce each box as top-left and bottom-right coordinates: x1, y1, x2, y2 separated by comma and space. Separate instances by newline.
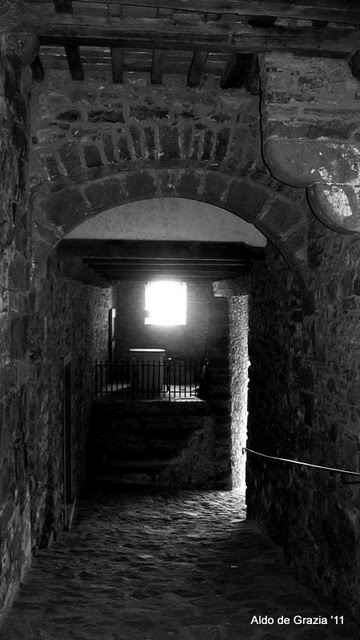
28, 0, 360, 26
19, 15, 360, 57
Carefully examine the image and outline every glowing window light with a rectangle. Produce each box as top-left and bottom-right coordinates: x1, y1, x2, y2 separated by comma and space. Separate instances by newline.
145, 281, 187, 326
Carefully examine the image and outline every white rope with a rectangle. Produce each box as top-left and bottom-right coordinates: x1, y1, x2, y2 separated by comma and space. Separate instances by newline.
243, 447, 360, 477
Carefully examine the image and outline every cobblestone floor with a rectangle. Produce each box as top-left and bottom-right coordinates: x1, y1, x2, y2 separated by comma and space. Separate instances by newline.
1, 489, 358, 640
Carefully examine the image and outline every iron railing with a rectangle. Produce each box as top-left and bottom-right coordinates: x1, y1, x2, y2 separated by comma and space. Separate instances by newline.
95, 358, 206, 400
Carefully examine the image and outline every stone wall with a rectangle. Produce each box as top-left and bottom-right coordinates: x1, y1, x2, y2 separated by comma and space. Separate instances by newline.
0, 60, 33, 623
114, 280, 213, 361
247, 225, 360, 621
28, 251, 113, 549
29, 70, 311, 284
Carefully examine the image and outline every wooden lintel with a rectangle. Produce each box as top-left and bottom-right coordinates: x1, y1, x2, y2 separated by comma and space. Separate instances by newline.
19, 15, 360, 58
188, 50, 208, 87
28, 0, 360, 27
65, 44, 84, 80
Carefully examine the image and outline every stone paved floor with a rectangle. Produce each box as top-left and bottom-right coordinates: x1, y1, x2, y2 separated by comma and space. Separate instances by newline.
1, 489, 358, 640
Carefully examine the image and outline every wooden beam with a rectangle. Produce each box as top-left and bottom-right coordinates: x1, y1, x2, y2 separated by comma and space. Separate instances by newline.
151, 48, 164, 84
109, 3, 124, 83
28, 0, 360, 26
187, 51, 208, 87
60, 239, 265, 261
19, 15, 360, 58
53, 0, 85, 80
31, 54, 45, 81
65, 44, 84, 79
349, 50, 360, 80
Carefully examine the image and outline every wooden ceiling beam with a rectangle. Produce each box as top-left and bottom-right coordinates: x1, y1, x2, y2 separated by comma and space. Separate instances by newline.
60, 239, 265, 261
30, 54, 45, 81
151, 48, 164, 84
109, 3, 124, 83
28, 0, 360, 26
53, 0, 84, 80
19, 15, 360, 57
187, 51, 208, 87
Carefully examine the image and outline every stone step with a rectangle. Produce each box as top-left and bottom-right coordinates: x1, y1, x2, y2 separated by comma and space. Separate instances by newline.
108, 458, 179, 471
101, 445, 185, 461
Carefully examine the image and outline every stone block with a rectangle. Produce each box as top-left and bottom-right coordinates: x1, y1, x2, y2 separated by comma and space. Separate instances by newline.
144, 127, 156, 160
102, 134, 116, 164
225, 180, 269, 221
177, 170, 201, 198
214, 128, 230, 162
88, 109, 125, 124
159, 124, 180, 162
58, 141, 83, 181
258, 199, 304, 240
85, 176, 124, 213
118, 135, 132, 162
42, 188, 89, 231
130, 105, 170, 121
201, 171, 230, 207
129, 126, 142, 159
56, 109, 81, 122
83, 145, 103, 168
201, 130, 213, 161
123, 171, 157, 200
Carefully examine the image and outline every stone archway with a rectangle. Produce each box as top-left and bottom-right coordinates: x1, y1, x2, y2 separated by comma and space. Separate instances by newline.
33, 167, 311, 289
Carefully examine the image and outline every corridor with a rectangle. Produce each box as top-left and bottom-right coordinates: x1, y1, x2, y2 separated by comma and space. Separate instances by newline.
1, 490, 357, 640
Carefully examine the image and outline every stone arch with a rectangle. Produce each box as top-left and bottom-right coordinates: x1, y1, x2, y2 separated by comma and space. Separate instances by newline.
33, 166, 311, 289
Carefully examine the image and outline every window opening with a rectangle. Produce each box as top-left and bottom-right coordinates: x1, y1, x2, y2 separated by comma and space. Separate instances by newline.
145, 281, 187, 326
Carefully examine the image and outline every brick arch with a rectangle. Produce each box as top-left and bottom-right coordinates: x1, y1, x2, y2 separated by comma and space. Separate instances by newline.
33, 167, 310, 288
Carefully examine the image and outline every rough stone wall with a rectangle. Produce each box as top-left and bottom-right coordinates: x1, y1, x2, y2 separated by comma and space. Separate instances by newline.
29, 70, 311, 286
28, 251, 113, 548
229, 296, 249, 492
247, 244, 303, 543
247, 224, 360, 621
0, 60, 33, 623
30, 71, 260, 202
114, 280, 213, 361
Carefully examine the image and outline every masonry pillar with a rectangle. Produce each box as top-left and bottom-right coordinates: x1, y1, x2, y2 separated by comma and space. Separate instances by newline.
260, 53, 360, 234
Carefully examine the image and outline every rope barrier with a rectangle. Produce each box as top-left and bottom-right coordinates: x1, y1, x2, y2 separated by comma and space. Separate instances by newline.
242, 447, 360, 477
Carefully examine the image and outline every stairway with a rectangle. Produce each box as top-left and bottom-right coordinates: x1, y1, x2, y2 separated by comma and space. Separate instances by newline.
88, 400, 215, 489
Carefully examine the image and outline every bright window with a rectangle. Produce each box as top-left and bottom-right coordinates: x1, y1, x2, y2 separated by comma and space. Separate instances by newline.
145, 281, 187, 326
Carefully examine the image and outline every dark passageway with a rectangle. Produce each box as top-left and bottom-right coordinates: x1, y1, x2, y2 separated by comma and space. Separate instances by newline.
3, 1, 360, 636
1, 489, 357, 640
